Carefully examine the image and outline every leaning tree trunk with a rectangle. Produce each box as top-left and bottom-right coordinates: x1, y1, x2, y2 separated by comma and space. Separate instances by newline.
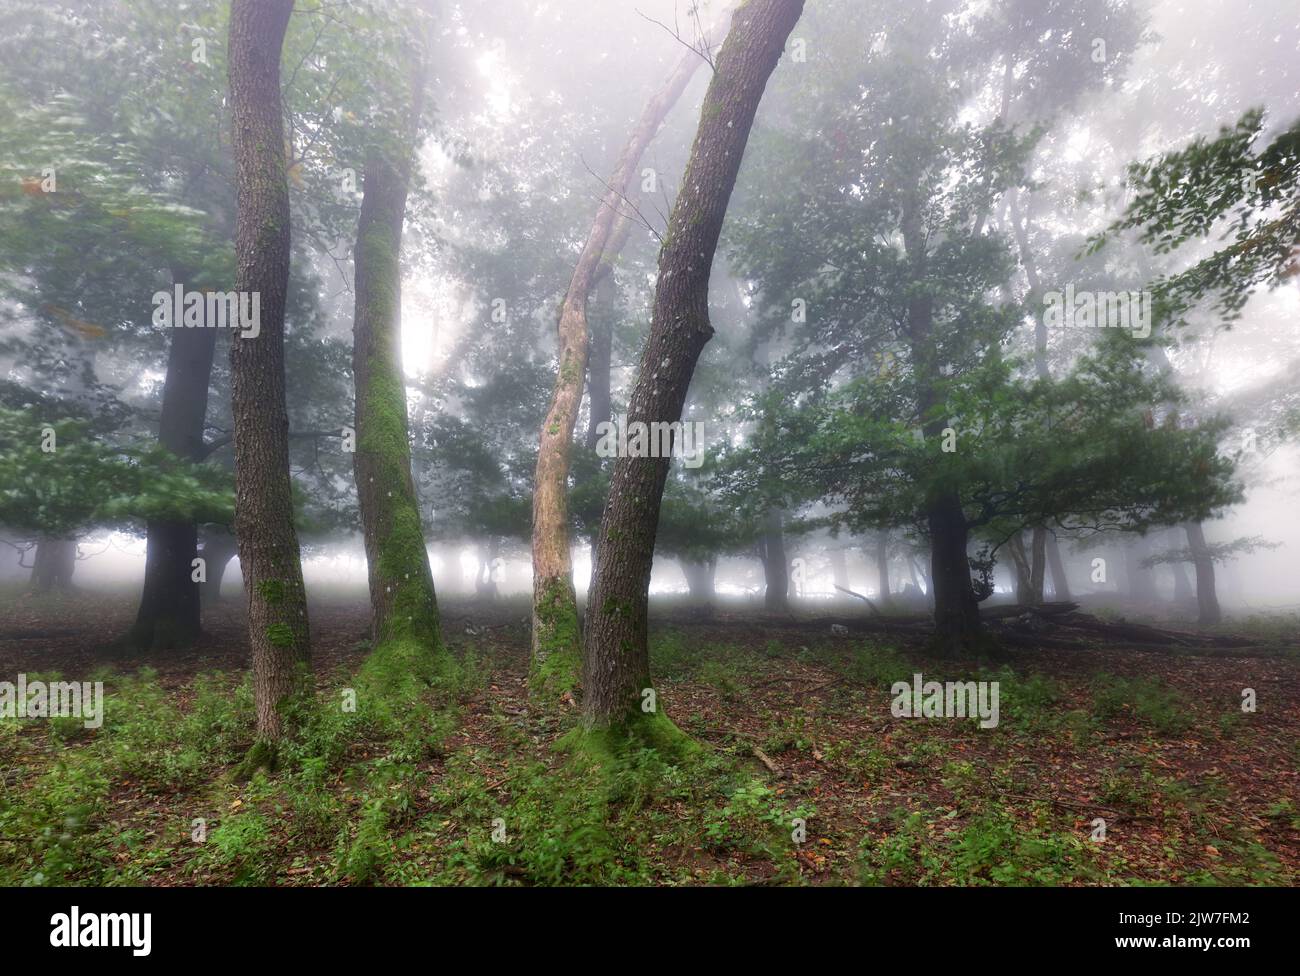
583, 270, 617, 452
127, 304, 216, 650
579, 0, 805, 747
228, 0, 311, 760
1184, 520, 1221, 625
531, 11, 730, 694
351, 139, 448, 692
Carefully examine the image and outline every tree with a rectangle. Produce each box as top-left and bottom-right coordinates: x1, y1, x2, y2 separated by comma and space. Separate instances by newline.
579, 0, 806, 750
350, 16, 454, 693
530, 5, 729, 693
227, 0, 310, 760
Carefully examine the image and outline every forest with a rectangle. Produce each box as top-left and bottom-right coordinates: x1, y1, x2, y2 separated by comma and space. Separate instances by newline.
0, 0, 1297, 892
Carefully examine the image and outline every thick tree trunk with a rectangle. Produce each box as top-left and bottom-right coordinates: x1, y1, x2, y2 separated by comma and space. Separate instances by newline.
928, 492, 981, 653
1184, 520, 1221, 625
127, 311, 216, 650
531, 13, 728, 692
228, 0, 311, 756
876, 530, 890, 599
681, 557, 716, 609
352, 141, 446, 683
760, 508, 790, 611
31, 537, 76, 591
580, 0, 805, 741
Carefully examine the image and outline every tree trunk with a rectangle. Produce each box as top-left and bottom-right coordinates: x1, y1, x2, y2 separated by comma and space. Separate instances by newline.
199, 528, 238, 604
1125, 538, 1157, 604
829, 545, 849, 592
351, 139, 446, 684
228, 0, 311, 757
126, 309, 216, 650
583, 271, 616, 452
1045, 532, 1071, 601
31, 537, 76, 591
875, 530, 890, 599
580, 0, 805, 742
681, 557, 716, 610
1028, 526, 1047, 605
1184, 520, 1221, 625
760, 508, 790, 611
928, 492, 981, 653
531, 12, 728, 692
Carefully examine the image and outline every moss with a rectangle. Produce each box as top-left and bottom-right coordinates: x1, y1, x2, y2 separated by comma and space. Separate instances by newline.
232, 738, 276, 782
530, 575, 582, 696
257, 579, 286, 605
353, 213, 452, 702
558, 707, 698, 768
266, 622, 295, 647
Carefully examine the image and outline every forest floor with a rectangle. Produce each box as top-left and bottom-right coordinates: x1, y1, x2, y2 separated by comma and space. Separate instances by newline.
1, 585, 1297, 886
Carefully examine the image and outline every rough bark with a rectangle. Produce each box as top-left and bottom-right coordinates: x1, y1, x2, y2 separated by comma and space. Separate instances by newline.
126, 309, 216, 650
1184, 520, 1221, 625
351, 140, 448, 691
579, 0, 805, 743
531, 11, 730, 692
228, 0, 311, 755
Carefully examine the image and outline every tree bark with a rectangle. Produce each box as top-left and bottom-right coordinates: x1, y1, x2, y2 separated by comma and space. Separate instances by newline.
228, 0, 311, 754
1184, 520, 1221, 625
531, 11, 730, 690
580, 0, 805, 739
351, 138, 446, 679
126, 306, 216, 650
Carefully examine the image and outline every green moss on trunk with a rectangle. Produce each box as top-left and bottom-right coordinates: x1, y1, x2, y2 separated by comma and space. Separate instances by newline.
530, 575, 582, 696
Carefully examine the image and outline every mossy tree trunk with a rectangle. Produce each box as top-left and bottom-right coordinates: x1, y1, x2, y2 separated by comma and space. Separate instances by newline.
228, 0, 311, 755
531, 14, 729, 695
579, 0, 806, 744
352, 132, 447, 691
